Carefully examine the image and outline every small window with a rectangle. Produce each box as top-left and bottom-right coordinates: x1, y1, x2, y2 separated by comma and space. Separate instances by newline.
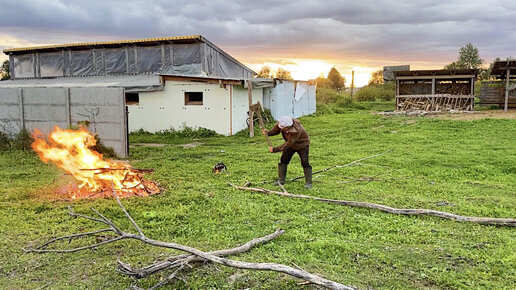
125, 92, 139, 105
185, 92, 203, 105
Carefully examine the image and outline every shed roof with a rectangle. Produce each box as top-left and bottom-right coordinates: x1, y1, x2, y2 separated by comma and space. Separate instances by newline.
490, 61, 516, 76
394, 69, 477, 78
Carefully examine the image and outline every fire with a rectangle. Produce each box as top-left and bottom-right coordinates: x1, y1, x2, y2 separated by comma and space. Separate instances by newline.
31, 126, 159, 199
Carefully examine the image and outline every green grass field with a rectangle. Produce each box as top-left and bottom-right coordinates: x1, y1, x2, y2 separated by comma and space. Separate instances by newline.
1, 102, 515, 289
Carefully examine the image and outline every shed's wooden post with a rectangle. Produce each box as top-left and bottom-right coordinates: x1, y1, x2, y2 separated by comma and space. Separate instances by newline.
248, 80, 254, 138
471, 77, 475, 110
505, 69, 510, 113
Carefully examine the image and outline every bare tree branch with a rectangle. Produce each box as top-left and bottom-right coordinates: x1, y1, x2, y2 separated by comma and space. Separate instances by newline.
35, 228, 114, 250
112, 187, 145, 237
119, 228, 285, 278
229, 183, 516, 227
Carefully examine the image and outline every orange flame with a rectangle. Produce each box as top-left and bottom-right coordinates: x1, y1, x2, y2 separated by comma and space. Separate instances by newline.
32, 126, 159, 199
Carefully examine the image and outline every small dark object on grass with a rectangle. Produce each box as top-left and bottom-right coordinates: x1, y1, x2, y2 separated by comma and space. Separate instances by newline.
212, 162, 228, 174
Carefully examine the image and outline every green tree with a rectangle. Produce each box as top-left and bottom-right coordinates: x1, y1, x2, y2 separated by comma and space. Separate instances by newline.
327, 67, 345, 90
257, 66, 272, 78
0, 60, 10, 80
445, 43, 484, 70
276, 67, 293, 80
313, 73, 331, 88
368, 70, 384, 85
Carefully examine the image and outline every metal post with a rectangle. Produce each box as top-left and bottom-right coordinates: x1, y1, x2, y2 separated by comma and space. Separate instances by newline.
66, 88, 72, 128
18, 88, 25, 130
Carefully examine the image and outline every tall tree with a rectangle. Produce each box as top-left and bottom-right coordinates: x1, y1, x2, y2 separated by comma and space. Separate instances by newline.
445, 43, 484, 70
276, 67, 293, 80
257, 66, 272, 78
327, 67, 345, 90
368, 70, 384, 85
0, 60, 10, 81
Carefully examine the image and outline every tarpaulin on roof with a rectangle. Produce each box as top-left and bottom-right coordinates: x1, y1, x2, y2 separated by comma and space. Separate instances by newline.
7, 38, 255, 80
201, 43, 253, 79
71, 50, 95, 76
0, 74, 162, 92
39, 52, 64, 77
12, 54, 34, 78
138, 46, 162, 73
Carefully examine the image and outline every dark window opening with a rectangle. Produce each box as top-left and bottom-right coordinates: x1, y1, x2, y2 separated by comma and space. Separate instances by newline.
125, 92, 139, 105
185, 92, 203, 105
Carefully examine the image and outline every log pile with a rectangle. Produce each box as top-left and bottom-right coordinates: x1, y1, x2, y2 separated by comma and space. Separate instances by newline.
396, 94, 474, 111
435, 83, 471, 95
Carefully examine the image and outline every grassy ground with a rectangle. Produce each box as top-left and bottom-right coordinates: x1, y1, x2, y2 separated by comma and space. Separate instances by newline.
1, 102, 515, 289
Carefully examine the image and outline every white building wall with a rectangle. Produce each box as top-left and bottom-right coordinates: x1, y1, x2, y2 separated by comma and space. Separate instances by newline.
128, 81, 232, 135
231, 85, 263, 134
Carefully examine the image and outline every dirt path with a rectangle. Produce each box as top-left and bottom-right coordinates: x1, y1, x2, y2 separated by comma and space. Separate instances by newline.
431, 110, 516, 120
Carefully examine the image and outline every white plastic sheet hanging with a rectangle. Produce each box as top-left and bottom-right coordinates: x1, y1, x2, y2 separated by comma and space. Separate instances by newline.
294, 82, 305, 101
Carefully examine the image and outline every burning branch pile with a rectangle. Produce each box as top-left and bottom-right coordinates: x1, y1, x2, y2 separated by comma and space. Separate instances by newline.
32, 127, 159, 199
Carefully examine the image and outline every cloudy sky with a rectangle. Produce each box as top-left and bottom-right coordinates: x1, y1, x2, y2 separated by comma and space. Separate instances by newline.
1, 0, 515, 86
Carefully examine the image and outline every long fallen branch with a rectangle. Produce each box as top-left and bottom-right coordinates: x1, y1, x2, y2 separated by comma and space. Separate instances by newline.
26, 190, 353, 290
118, 229, 285, 278
229, 183, 516, 227
289, 152, 385, 182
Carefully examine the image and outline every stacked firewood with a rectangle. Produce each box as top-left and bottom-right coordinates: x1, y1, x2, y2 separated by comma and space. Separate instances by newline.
396, 94, 474, 111
435, 83, 470, 95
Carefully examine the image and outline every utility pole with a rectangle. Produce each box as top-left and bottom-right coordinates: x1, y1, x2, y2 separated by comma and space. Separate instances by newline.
350, 70, 355, 98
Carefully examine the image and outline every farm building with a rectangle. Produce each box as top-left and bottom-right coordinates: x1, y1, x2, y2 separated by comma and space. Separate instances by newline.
383, 65, 410, 82
479, 60, 516, 112
0, 35, 316, 157
394, 69, 477, 111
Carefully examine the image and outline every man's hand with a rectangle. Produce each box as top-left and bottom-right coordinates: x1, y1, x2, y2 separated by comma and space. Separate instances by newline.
268, 146, 273, 153
262, 128, 268, 136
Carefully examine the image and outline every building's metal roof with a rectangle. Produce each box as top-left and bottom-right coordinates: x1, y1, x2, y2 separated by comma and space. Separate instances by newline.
0, 74, 163, 92
3, 35, 201, 54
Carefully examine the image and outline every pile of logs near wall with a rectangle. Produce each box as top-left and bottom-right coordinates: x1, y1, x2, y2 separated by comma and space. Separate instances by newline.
435, 82, 471, 95
396, 94, 474, 111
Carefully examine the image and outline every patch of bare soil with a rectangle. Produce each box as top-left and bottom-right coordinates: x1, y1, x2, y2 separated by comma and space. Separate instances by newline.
180, 141, 202, 148
431, 110, 516, 121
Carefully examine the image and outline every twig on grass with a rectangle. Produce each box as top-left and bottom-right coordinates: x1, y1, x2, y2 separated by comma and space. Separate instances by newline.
229, 183, 516, 227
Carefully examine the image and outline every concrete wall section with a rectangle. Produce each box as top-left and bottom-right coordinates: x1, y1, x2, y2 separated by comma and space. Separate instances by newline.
70, 88, 127, 157
0, 87, 128, 157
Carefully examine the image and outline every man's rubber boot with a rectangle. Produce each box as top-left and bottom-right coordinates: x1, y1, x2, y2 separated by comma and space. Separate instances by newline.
304, 167, 312, 189
278, 163, 287, 185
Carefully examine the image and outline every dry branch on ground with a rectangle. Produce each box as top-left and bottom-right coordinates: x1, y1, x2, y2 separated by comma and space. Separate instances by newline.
25, 190, 353, 290
229, 183, 516, 227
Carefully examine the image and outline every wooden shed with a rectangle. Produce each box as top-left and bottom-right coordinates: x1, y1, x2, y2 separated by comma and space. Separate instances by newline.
394, 69, 477, 111
479, 61, 516, 112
